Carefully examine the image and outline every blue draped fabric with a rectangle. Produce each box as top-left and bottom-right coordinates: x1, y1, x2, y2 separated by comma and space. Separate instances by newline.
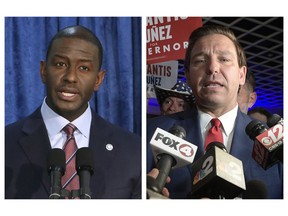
5, 17, 142, 135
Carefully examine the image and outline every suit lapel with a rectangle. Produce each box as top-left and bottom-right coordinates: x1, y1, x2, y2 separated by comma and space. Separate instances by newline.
230, 109, 254, 172
89, 114, 116, 163
88, 112, 117, 197
19, 108, 51, 195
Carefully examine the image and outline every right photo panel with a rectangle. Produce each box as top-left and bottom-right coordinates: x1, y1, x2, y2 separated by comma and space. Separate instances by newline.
146, 17, 283, 200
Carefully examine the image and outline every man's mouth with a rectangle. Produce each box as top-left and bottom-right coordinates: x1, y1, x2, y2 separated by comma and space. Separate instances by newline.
61, 92, 76, 97
57, 88, 79, 101
204, 83, 224, 88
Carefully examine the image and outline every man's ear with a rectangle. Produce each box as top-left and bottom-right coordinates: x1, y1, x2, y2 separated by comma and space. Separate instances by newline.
248, 92, 257, 108
40, 61, 47, 84
239, 66, 247, 85
94, 70, 106, 91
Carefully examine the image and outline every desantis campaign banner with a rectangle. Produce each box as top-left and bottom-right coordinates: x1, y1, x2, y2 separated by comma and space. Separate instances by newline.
147, 17, 202, 64
147, 60, 178, 99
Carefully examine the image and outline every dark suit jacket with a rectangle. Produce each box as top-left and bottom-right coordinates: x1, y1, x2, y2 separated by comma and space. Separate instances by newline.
147, 106, 283, 199
5, 107, 141, 199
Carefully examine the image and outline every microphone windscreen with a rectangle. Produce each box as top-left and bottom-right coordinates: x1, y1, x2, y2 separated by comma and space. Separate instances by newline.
76, 147, 94, 175
168, 124, 186, 139
267, 114, 282, 127
47, 148, 66, 174
245, 120, 266, 139
242, 180, 267, 199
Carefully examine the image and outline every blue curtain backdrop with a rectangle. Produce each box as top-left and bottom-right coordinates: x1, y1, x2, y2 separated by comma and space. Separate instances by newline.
5, 17, 142, 136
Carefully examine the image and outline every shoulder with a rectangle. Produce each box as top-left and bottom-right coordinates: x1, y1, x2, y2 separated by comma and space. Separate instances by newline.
233, 109, 255, 141
147, 109, 197, 134
236, 109, 254, 125
6, 108, 43, 134
91, 111, 140, 143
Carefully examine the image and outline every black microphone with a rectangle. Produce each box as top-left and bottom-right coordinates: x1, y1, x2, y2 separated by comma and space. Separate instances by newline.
245, 116, 283, 170
147, 125, 198, 198
188, 142, 246, 199
47, 148, 70, 199
267, 113, 283, 128
241, 180, 267, 199
267, 114, 283, 163
72, 147, 94, 199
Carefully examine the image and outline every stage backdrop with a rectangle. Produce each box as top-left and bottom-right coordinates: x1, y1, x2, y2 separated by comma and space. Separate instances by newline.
5, 17, 142, 136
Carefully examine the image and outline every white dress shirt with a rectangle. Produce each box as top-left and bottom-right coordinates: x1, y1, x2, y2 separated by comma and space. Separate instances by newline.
40, 98, 92, 149
198, 105, 238, 152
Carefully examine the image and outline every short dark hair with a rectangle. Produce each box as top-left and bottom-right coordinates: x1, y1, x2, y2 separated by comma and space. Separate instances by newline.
245, 70, 256, 92
184, 24, 247, 72
248, 106, 272, 119
46, 25, 103, 70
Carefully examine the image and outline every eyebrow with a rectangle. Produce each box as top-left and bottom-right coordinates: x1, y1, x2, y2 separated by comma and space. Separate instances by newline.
191, 50, 233, 58
52, 54, 94, 63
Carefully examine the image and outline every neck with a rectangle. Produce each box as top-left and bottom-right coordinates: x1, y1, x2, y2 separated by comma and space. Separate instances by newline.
196, 103, 237, 117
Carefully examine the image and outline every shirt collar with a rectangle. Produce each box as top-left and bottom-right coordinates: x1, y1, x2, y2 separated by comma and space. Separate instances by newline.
198, 105, 238, 137
219, 105, 238, 137
41, 97, 92, 138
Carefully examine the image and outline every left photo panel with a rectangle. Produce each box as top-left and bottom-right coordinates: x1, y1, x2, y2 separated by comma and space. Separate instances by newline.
5, 17, 142, 199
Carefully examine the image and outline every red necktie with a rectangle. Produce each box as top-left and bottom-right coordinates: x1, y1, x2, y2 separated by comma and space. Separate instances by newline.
204, 118, 223, 150
61, 123, 80, 193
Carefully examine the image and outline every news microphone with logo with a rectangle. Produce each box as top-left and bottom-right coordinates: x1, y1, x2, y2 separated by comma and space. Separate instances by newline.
267, 114, 283, 163
147, 125, 198, 198
47, 148, 70, 199
187, 142, 246, 199
245, 115, 283, 170
71, 147, 94, 199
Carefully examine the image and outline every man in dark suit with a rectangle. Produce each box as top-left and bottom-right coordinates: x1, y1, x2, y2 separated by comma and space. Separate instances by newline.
5, 25, 141, 199
147, 25, 283, 199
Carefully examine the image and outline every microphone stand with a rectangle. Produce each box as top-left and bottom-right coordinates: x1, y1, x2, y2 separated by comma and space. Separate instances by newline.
49, 188, 70, 199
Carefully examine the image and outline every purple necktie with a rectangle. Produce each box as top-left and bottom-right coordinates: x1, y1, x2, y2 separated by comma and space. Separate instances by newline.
61, 123, 79, 193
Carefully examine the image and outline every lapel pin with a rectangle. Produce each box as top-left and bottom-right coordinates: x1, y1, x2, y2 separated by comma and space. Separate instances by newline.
106, 143, 113, 151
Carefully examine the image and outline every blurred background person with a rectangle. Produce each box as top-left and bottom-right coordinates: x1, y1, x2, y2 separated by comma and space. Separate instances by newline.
237, 70, 257, 114
154, 80, 195, 115
248, 106, 272, 123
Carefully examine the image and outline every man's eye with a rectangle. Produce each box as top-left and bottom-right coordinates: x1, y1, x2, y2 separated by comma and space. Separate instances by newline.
164, 99, 172, 105
80, 66, 89, 71
56, 62, 66, 67
197, 59, 206, 63
220, 57, 230, 62
192, 58, 206, 65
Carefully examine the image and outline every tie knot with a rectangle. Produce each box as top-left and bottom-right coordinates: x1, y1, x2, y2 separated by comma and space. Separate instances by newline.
211, 118, 221, 127
63, 123, 76, 136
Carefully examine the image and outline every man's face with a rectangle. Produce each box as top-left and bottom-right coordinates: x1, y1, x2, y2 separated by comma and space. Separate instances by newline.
40, 37, 105, 121
161, 96, 187, 115
185, 34, 246, 113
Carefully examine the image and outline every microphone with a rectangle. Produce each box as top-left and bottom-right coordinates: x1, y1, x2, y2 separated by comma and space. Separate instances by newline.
72, 147, 94, 199
267, 114, 283, 163
147, 125, 198, 197
245, 115, 283, 170
47, 148, 70, 199
267, 113, 283, 128
241, 180, 267, 199
188, 142, 246, 199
